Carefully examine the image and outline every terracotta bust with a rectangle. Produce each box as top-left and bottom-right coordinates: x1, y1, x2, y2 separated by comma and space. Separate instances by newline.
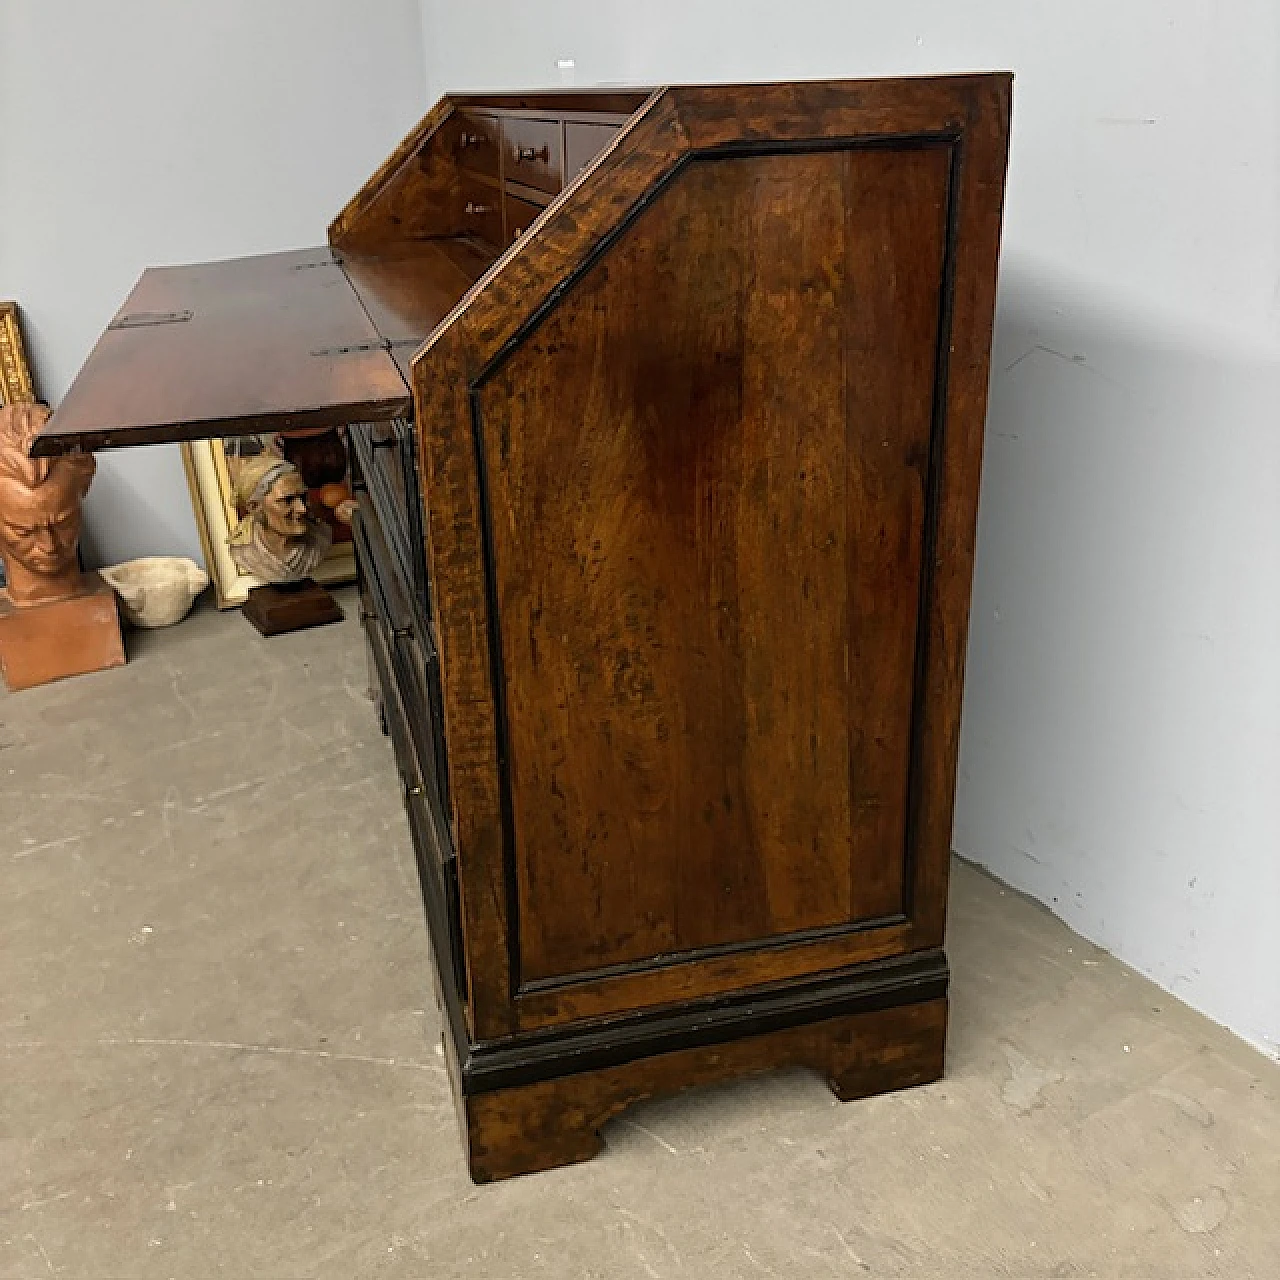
0, 402, 96, 606
227, 453, 337, 583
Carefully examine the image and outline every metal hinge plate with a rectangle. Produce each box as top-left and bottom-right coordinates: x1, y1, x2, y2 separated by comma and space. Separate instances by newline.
311, 337, 421, 359
109, 309, 193, 330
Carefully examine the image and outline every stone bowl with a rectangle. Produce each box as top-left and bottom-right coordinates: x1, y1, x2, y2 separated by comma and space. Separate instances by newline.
100, 556, 209, 628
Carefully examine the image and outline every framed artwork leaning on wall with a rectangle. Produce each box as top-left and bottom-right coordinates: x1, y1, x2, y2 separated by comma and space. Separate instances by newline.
0, 301, 39, 589
0, 302, 36, 409
182, 430, 356, 609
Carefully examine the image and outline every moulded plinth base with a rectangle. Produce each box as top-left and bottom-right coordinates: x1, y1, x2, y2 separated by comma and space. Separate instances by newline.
437, 952, 949, 1183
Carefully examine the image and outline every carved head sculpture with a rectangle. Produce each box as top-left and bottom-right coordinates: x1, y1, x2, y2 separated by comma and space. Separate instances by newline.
0, 403, 95, 606
227, 453, 331, 584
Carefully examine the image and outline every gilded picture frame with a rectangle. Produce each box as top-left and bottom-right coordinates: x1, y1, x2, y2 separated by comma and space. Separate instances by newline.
181, 436, 356, 610
0, 301, 37, 407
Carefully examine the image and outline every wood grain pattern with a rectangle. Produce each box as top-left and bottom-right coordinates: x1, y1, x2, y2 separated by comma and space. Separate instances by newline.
414, 326, 515, 1038
32, 77, 1012, 1183
671, 75, 999, 150
564, 120, 622, 182
34, 248, 409, 456
329, 98, 464, 253
476, 147, 950, 991
908, 74, 1012, 941
418, 91, 690, 369
411, 92, 691, 1041
341, 243, 490, 380
411, 77, 1010, 1052
458, 997, 946, 1182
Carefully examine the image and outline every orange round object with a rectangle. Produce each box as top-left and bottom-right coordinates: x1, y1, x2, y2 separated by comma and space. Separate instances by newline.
317, 482, 351, 510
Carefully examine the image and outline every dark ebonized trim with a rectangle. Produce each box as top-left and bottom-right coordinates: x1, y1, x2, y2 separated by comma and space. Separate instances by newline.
901, 138, 964, 920
359, 574, 472, 1018
464, 130, 964, 1001
459, 947, 949, 1095
467, 390, 523, 1003
475, 153, 694, 390
692, 129, 960, 160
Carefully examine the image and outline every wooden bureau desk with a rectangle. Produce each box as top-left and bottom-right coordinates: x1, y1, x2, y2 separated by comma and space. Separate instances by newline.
35, 76, 1012, 1181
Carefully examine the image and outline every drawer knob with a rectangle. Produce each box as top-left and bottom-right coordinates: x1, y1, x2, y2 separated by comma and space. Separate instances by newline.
464, 201, 493, 216
514, 144, 550, 164
459, 131, 488, 149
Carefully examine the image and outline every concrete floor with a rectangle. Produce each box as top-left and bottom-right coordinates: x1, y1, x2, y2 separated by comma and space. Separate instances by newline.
2, 591, 1278, 1280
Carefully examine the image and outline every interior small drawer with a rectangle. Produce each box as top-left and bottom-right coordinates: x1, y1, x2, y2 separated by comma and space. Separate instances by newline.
455, 112, 501, 179
565, 120, 620, 182
503, 117, 562, 194
505, 192, 545, 247
459, 173, 503, 247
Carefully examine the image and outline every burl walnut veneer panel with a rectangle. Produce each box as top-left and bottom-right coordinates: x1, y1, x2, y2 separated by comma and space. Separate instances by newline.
479, 146, 951, 988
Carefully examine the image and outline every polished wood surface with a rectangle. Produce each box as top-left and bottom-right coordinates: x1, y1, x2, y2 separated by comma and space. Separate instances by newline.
458, 999, 947, 1182
477, 146, 950, 988
340, 242, 492, 379
241, 579, 344, 636
502, 115, 563, 193
412, 77, 1011, 1052
565, 120, 621, 181
34, 249, 410, 456
33, 76, 1012, 1182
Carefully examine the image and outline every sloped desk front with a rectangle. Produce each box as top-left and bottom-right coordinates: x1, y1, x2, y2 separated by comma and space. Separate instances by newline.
36, 76, 1012, 1181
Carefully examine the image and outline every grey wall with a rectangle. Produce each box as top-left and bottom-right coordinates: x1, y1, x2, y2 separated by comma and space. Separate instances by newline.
0, 0, 429, 566
417, 0, 1280, 1058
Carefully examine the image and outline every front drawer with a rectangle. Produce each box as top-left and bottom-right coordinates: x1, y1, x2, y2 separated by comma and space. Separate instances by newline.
455, 111, 501, 179
565, 120, 620, 182
503, 116, 562, 194
505, 192, 545, 247
356, 490, 414, 639
368, 421, 409, 526
350, 425, 415, 608
460, 173, 503, 247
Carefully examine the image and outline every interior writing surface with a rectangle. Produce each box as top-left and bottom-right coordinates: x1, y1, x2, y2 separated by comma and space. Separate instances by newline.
33, 248, 410, 456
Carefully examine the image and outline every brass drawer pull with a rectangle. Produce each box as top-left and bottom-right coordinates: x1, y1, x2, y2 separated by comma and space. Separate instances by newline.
459, 131, 488, 149
514, 144, 550, 164
464, 201, 494, 216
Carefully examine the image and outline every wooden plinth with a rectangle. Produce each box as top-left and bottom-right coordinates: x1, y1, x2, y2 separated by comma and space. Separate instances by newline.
242, 578, 343, 637
437, 952, 947, 1183
0, 574, 125, 691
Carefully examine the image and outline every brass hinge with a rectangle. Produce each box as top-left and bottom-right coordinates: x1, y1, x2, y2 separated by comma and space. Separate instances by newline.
109, 309, 192, 330
311, 340, 387, 357
294, 253, 343, 269
311, 337, 420, 358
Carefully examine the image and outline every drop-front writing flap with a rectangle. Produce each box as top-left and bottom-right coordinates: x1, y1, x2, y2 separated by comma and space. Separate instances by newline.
32, 247, 412, 458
